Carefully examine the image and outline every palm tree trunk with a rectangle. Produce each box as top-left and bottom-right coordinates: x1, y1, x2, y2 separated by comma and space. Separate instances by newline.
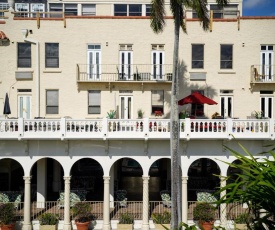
170, 3, 181, 229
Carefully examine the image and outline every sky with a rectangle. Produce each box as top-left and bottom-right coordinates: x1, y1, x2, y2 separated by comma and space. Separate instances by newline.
242, 0, 275, 16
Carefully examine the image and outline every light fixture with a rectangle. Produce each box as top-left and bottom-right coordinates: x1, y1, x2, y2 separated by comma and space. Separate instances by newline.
21, 29, 28, 39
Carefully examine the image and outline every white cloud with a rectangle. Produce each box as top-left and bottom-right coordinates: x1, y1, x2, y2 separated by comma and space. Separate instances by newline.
243, 0, 269, 9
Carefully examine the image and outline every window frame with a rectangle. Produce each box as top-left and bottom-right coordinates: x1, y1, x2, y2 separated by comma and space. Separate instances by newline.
220, 44, 233, 69
45, 43, 59, 68
88, 90, 101, 114
17, 43, 31, 68
46, 90, 59, 114
191, 44, 204, 69
114, 4, 142, 16
151, 90, 164, 115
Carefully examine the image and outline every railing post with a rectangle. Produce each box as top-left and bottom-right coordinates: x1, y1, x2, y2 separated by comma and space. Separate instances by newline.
269, 119, 274, 140
18, 117, 24, 139
60, 117, 66, 139
227, 118, 233, 140
185, 118, 191, 140
143, 118, 149, 138
102, 118, 108, 138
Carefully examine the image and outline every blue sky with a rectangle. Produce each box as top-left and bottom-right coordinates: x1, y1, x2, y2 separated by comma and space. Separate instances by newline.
242, 0, 275, 16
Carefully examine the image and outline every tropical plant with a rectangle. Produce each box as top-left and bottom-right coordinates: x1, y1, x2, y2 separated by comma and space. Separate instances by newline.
152, 211, 171, 224
118, 213, 134, 224
107, 110, 116, 119
253, 110, 264, 119
72, 202, 92, 223
137, 109, 144, 118
234, 213, 253, 224
39, 213, 59, 225
215, 142, 275, 229
193, 202, 215, 223
0, 203, 16, 225
150, 0, 228, 228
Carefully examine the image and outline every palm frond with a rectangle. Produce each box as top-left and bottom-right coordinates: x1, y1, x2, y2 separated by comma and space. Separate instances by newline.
150, 0, 166, 33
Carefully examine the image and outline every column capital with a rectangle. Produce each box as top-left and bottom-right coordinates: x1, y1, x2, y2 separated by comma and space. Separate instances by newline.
63, 176, 71, 182
182, 176, 188, 181
103, 176, 110, 181
23, 176, 32, 183
142, 176, 150, 181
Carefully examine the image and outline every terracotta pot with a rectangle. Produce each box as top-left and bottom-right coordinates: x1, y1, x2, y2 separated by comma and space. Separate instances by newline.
199, 221, 214, 230
75, 221, 90, 230
1, 224, 15, 230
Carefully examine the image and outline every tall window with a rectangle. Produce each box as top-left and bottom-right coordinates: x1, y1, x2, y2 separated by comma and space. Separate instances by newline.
114, 4, 142, 16
88, 90, 101, 114
192, 44, 204, 69
18, 43, 31, 68
151, 90, 164, 114
220, 44, 233, 69
45, 43, 59, 68
46, 90, 59, 114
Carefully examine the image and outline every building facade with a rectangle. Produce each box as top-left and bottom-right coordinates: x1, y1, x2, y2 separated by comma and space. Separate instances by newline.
0, 0, 275, 229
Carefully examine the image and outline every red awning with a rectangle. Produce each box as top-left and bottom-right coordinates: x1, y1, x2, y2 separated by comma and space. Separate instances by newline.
0, 31, 8, 40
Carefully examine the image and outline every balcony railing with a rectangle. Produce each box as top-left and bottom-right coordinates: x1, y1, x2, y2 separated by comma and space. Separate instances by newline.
76, 64, 173, 82
251, 65, 275, 83
0, 118, 274, 140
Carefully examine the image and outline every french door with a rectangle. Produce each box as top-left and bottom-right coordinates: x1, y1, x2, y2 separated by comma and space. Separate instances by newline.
120, 96, 132, 119
152, 51, 164, 80
260, 45, 274, 81
261, 96, 273, 118
87, 45, 101, 80
220, 96, 233, 118
119, 51, 133, 80
18, 95, 31, 119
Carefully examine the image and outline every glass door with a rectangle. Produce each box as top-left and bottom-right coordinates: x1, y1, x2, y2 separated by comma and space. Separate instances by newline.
120, 96, 132, 119
261, 96, 273, 118
119, 51, 133, 80
220, 96, 233, 118
87, 45, 101, 80
18, 95, 31, 119
152, 51, 164, 80
260, 45, 274, 81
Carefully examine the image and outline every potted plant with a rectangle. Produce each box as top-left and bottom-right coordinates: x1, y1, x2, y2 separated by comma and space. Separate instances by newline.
72, 202, 92, 230
193, 202, 216, 230
137, 109, 144, 119
0, 203, 16, 230
152, 211, 171, 230
39, 213, 59, 230
107, 110, 116, 119
234, 213, 252, 230
117, 213, 134, 230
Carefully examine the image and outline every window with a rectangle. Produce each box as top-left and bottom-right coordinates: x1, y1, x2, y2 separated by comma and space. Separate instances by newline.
151, 90, 164, 114
15, 3, 29, 17
210, 4, 238, 18
45, 43, 59, 68
146, 4, 151, 16
88, 90, 101, 114
18, 43, 31, 68
64, 4, 77, 16
30, 3, 45, 18
49, 4, 63, 18
114, 4, 142, 16
220, 44, 233, 69
46, 90, 59, 114
192, 44, 204, 69
82, 4, 96, 16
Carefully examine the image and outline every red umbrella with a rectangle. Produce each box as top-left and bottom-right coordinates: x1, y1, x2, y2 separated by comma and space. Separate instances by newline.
178, 92, 217, 116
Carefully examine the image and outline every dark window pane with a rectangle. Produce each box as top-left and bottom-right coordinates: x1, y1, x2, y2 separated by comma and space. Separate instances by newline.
114, 4, 127, 16
192, 44, 204, 69
46, 90, 59, 114
146, 4, 151, 16
45, 43, 59, 68
220, 45, 233, 69
129, 4, 142, 16
18, 43, 31, 68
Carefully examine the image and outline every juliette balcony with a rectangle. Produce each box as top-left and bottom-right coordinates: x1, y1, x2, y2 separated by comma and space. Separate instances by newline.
76, 64, 173, 82
251, 65, 275, 83
0, 118, 274, 141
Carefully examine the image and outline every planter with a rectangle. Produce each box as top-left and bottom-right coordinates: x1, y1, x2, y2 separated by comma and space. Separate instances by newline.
117, 224, 133, 230
1, 224, 15, 230
154, 224, 170, 230
75, 221, 90, 230
199, 221, 214, 230
40, 225, 57, 230
235, 224, 247, 230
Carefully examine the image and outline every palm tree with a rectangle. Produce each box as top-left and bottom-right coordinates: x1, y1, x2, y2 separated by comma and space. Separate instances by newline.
150, 0, 228, 228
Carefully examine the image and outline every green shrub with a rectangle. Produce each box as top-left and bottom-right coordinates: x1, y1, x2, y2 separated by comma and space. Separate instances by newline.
234, 213, 253, 224
152, 211, 171, 224
118, 213, 134, 224
72, 202, 92, 223
0, 203, 16, 225
39, 213, 59, 225
193, 202, 215, 223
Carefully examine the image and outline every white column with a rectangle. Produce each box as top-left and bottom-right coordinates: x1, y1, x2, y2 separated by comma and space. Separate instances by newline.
63, 176, 72, 230
37, 159, 47, 208
220, 178, 227, 227
110, 167, 115, 209
142, 176, 150, 230
182, 176, 188, 224
22, 176, 32, 230
52, 161, 62, 192
103, 176, 111, 230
